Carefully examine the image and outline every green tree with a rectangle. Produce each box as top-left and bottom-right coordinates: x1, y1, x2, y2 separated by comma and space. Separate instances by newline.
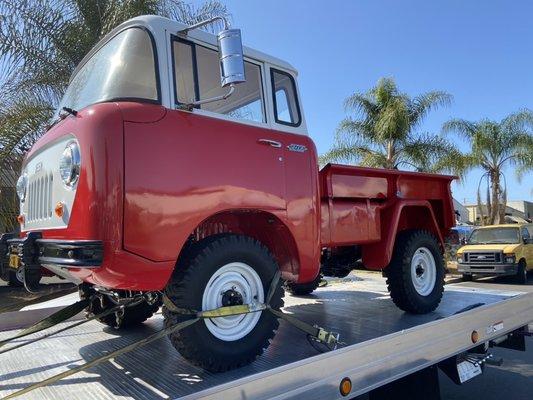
321, 77, 462, 173
442, 111, 533, 225
0, 0, 228, 231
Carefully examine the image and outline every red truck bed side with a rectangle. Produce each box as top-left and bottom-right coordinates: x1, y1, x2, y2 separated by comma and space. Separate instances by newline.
319, 164, 456, 270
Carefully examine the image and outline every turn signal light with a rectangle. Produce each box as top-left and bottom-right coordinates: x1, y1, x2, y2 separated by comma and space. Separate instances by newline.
339, 377, 352, 396
55, 202, 65, 218
471, 330, 479, 343
17, 214, 24, 225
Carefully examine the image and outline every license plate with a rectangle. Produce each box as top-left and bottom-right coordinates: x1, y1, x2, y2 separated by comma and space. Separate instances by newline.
9, 254, 20, 269
457, 360, 482, 383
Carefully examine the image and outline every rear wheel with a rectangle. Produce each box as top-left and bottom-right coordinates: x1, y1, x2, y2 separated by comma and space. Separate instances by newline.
385, 230, 445, 314
84, 292, 161, 329
285, 273, 322, 296
516, 260, 528, 285
7, 268, 24, 287
163, 234, 284, 372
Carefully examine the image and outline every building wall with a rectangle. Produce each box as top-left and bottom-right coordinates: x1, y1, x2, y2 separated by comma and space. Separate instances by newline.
465, 202, 529, 224
507, 201, 533, 220
452, 198, 469, 223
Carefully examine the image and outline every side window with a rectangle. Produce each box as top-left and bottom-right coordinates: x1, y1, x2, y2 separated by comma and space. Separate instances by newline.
173, 39, 266, 123
271, 68, 301, 126
522, 227, 531, 240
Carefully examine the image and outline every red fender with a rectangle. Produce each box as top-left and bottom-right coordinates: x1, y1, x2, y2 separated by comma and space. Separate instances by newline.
362, 200, 444, 270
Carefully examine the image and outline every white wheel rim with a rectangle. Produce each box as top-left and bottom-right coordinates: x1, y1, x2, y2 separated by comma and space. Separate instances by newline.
202, 262, 264, 341
410, 247, 436, 296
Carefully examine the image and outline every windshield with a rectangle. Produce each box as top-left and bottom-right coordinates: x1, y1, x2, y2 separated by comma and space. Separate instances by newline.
54, 27, 158, 118
467, 227, 520, 244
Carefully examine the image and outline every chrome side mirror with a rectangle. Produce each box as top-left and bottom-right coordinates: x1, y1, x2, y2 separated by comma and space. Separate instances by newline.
217, 28, 245, 87
179, 16, 246, 107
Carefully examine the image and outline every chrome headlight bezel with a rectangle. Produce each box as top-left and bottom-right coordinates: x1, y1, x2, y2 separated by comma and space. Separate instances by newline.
59, 141, 81, 188
504, 254, 516, 264
16, 172, 28, 202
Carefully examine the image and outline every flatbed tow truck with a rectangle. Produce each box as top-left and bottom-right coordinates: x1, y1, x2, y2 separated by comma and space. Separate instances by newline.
0, 273, 532, 399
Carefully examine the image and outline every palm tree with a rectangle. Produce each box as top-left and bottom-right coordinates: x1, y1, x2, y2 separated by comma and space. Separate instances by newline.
0, 0, 228, 231
442, 111, 533, 225
321, 77, 462, 173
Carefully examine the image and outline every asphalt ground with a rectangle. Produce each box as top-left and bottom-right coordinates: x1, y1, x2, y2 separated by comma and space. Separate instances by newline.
438, 274, 533, 400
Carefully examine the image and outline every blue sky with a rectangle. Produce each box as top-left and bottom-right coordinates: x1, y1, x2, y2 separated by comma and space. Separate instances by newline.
221, 0, 533, 204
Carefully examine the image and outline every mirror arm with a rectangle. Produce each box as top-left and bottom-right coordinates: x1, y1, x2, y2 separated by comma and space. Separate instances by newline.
179, 84, 235, 110
178, 16, 230, 35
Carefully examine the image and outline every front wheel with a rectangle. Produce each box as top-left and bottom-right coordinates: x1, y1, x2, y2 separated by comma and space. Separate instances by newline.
516, 260, 528, 285
385, 230, 445, 314
163, 234, 284, 372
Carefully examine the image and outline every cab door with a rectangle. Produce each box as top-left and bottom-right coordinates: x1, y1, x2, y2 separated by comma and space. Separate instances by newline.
169, 36, 286, 205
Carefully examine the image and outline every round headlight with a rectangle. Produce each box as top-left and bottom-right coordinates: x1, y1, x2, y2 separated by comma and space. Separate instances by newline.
16, 173, 27, 202
59, 142, 81, 187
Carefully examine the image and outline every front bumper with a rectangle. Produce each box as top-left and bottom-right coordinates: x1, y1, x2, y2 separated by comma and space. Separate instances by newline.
1, 232, 103, 275
457, 262, 518, 276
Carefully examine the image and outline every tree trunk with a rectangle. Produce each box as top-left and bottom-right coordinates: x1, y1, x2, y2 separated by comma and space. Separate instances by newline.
386, 141, 394, 169
490, 171, 500, 225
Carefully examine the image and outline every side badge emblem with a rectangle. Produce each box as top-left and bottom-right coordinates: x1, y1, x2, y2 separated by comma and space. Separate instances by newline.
287, 144, 308, 153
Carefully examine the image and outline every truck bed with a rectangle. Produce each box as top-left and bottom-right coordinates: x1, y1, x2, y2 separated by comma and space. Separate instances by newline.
318, 164, 456, 270
0, 273, 531, 400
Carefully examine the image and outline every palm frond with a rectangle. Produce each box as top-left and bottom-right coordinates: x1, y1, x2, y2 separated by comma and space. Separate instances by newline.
319, 144, 380, 166
441, 118, 478, 139
409, 91, 453, 128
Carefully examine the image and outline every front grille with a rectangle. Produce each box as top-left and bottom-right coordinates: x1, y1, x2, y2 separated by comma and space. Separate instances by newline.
464, 251, 502, 264
27, 173, 54, 222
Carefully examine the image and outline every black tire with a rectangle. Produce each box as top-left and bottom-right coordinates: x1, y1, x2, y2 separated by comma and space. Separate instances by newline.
7, 270, 24, 287
516, 260, 528, 285
23, 268, 43, 293
285, 273, 322, 296
462, 273, 473, 282
88, 294, 161, 329
385, 230, 445, 314
163, 234, 284, 372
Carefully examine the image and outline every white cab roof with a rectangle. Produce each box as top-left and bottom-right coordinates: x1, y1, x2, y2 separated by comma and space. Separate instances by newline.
74, 15, 298, 79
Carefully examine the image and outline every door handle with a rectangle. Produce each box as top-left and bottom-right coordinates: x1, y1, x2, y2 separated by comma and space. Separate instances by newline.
257, 139, 282, 148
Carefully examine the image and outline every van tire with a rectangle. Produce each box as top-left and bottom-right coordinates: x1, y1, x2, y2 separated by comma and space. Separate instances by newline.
516, 260, 528, 285
386, 230, 445, 314
163, 234, 284, 372
462, 273, 473, 282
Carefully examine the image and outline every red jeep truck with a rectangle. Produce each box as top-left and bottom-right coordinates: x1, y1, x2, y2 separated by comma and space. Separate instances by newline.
1, 16, 455, 372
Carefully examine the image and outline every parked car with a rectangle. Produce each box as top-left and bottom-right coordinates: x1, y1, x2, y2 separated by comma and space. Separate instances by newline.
457, 223, 533, 283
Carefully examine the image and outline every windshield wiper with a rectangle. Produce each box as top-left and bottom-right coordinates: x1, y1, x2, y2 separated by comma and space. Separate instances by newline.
61, 106, 78, 117
46, 106, 79, 130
